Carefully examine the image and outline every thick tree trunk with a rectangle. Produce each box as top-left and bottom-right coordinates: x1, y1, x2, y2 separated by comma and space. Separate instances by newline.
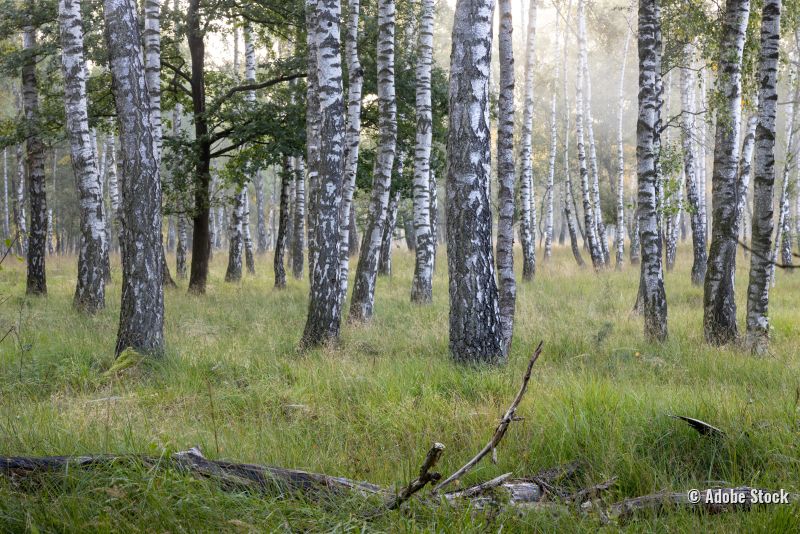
410, 0, 434, 303
338, 0, 363, 305
495, 0, 517, 356
679, 44, 707, 285
636, 0, 667, 341
292, 157, 305, 279
745, 0, 780, 354
59, 0, 107, 312
517, 0, 537, 279
104, 0, 165, 355
301, 0, 346, 347
274, 159, 291, 289
615, 3, 633, 269
703, 0, 750, 345
22, 26, 47, 295
349, 0, 396, 322
446, 0, 503, 364
187, 0, 212, 294
378, 189, 400, 276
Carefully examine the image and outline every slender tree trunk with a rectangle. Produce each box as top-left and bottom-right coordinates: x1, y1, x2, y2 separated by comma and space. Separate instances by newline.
338, 0, 364, 305
104, 0, 164, 355
679, 44, 707, 285
106, 132, 120, 249
410, 0, 434, 303
446, 0, 503, 364
225, 188, 244, 281
2, 148, 8, 239
615, 2, 633, 269
349, 201, 359, 256
304, 3, 320, 280
274, 158, 291, 289
349, 0, 396, 322
495, 0, 517, 356
429, 168, 438, 267
636, 0, 667, 341
242, 189, 255, 275
255, 170, 268, 253
562, 17, 583, 268
292, 157, 305, 279
187, 0, 212, 294
737, 107, 757, 236
378, 189, 400, 276
517, 0, 537, 279
576, 0, 603, 269
13, 143, 27, 256
59, 0, 107, 312
21, 25, 47, 294
544, 13, 560, 263
703, 0, 751, 345
746, 0, 780, 354
174, 103, 188, 278
301, 0, 346, 347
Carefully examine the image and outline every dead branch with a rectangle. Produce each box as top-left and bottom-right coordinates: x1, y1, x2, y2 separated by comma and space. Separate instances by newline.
443, 472, 512, 500
386, 443, 445, 510
669, 415, 725, 438
432, 341, 544, 494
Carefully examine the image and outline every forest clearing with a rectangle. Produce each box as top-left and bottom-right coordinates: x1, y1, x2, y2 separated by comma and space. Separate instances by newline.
1, 247, 799, 531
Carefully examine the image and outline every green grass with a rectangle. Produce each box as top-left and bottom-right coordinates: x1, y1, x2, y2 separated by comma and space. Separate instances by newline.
1, 245, 799, 532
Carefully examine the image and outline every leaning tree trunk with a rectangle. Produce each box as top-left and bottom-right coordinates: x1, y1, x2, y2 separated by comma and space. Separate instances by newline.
59, 0, 107, 312
22, 25, 47, 295
104, 0, 164, 356
703, 0, 751, 345
446, 0, 504, 364
495, 0, 517, 356
576, 0, 604, 269
300, 0, 346, 347
338, 0, 364, 305
517, 0, 537, 279
410, 0, 435, 303
349, 0, 397, 323
680, 43, 707, 285
378, 189, 400, 276
745, 0, 780, 354
636, 0, 667, 341
615, 2, 634, 269
292, 157, 305, 279
274, 158, 292, 289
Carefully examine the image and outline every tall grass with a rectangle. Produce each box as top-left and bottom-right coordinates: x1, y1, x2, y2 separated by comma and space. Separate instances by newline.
0, 244, 798, 532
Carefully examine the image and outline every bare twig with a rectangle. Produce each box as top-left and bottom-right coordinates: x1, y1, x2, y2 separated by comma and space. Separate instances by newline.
432, 341, 544, 493
443, 472, 512, 500
385, 442, 445, 510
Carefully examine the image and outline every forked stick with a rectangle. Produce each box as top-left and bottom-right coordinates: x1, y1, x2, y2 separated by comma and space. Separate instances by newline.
432, 341, 544, 493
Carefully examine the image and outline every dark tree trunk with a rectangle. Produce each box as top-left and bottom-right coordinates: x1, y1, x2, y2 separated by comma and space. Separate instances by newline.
274, 158, 292, 289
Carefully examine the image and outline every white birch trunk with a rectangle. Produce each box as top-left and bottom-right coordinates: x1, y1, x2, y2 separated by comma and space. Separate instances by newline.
615, 2, 634, 269
517, 0, 537, 279
59, 0, 107, 311
292, 157, 306, 279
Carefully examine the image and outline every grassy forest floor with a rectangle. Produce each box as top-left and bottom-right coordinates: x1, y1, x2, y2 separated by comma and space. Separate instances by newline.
1, 244, 799, 532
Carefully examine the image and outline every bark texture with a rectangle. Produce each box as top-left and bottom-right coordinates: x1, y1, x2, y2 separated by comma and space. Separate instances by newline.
517, 0, 537, 279
274, 158, 291, 289
446, 0, 504, 364
745, 0, 780, 354
349, 0, 396, 322
615, 3, 633, 269
703, 0, 750, 345
636, 0, 667, 341
104, 0, 165, 355
59, 0, 107, 312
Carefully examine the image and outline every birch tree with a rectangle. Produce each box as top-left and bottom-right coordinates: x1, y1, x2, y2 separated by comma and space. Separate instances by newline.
225, 187, 244, 281
349, 0, 396, 322
636, 0, 667, 341
703, 0, 750, 345
21, 24, 47, 295
174, 104, 188, 278
495, 0, 516, 355
562, 10, 584, 268
378, 189, 400, 276
59, 0, 107, 312
517, 0, 537, 279
679, 43, 707, 285
410, 0, 434, 303
301, 0, 346, 347
615, 3, 633, 269
745, 0, 780, 354
104, 0, 164, 355
255, 171, 268, 253
576, 0, 604, 269
447, 0, 503, 363
3, 149, 8, 240
292, 157, 305, 279
544, 14, 560, 262
274, 158, 291, 289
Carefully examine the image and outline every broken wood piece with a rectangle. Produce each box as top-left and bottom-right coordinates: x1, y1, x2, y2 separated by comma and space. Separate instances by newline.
443, 472, 512, 500
386, 442, 445, 510
432, 341, 544, 493
669, 415, 725, 437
